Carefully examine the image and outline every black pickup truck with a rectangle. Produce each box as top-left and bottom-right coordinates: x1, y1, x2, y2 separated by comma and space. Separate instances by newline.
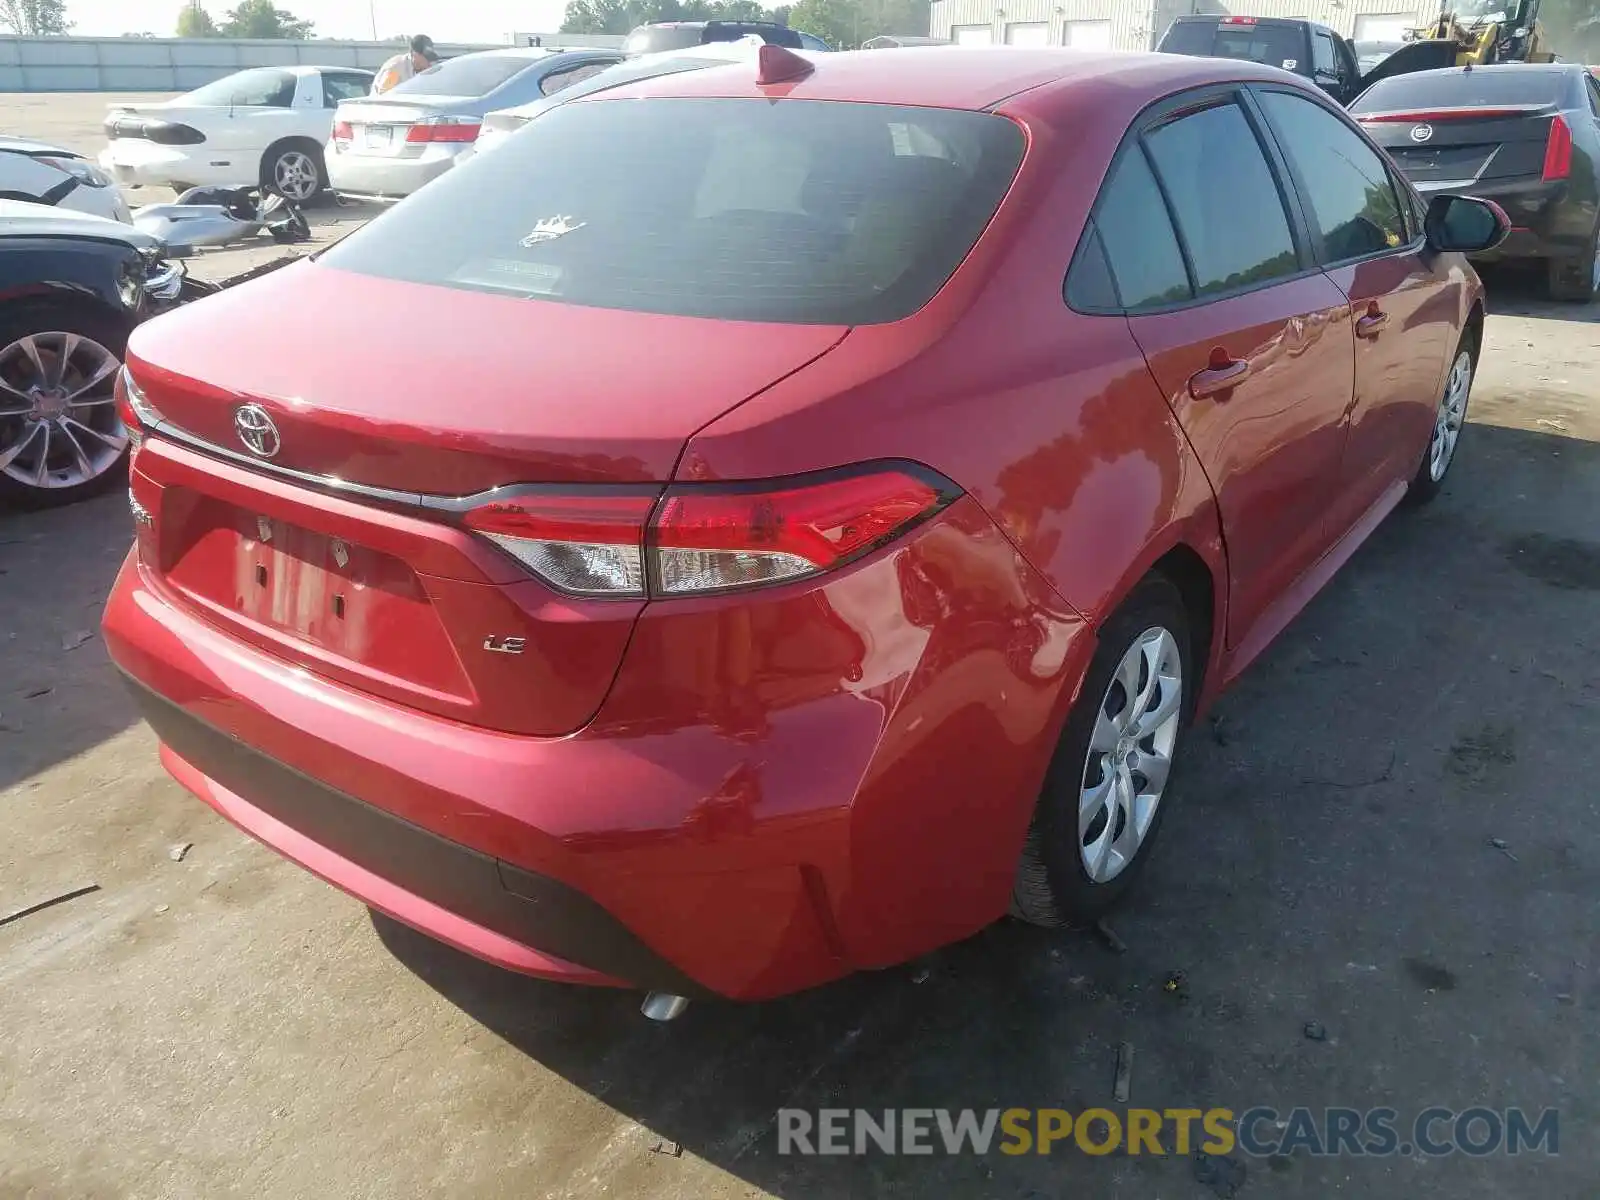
1156, 15, 1455, 106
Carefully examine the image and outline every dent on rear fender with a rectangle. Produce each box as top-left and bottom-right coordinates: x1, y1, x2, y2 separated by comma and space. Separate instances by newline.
579, 498, 1089, 966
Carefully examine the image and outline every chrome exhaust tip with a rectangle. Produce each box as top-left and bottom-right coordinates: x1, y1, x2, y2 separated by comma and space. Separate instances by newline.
640, 992, 691, 1022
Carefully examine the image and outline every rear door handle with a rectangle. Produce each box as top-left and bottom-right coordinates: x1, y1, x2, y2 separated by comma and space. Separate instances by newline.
1188, 352, 1250, 399
1355, 303, 1389, 339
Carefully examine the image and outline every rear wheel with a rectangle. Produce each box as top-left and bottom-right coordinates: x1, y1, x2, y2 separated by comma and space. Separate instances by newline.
260, 140, 327, 205
1011, 575, 1192, 926
0, 303, 131, 509
1545, 224, 1600, 302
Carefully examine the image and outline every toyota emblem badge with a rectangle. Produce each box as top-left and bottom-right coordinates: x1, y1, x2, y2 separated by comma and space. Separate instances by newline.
234, 403, 281, 459
1410, 123, 1434, 143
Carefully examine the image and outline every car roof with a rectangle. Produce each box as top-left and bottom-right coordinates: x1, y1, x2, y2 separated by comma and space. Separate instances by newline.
583, 46, 1313, 112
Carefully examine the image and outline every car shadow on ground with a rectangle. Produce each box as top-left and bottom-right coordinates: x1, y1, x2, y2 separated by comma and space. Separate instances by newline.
374, 421, 1600, 1199
0, 491, 138, 791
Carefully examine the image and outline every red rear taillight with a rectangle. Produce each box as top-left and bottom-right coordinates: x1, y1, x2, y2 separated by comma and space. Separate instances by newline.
332, 120, 352, 146
115, 365, 161, 454
460, 465, 957, 599
462, 492, 656, 597
1542, 114, 1572, 181
1221, 15, 1257, 23
406, 119, 481, 144
653, 469, 947, 594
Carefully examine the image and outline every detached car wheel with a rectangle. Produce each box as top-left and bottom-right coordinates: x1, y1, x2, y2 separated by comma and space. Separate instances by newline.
1012, 575, 1193, 926
0, 304, 131, 509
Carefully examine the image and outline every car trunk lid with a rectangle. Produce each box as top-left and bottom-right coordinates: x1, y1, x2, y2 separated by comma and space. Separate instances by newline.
1358, 103, 1562, 189
125, 263, 848, 736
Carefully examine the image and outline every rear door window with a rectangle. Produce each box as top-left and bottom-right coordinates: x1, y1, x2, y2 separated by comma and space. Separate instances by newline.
320, 97, 1026, 325
1143, 101, 1300, 296
1257, 89, 1408, 261
1090, 148, 1192, 309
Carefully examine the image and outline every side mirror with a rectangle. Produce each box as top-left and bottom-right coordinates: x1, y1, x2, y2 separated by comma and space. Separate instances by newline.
1425, 194, 1511, 253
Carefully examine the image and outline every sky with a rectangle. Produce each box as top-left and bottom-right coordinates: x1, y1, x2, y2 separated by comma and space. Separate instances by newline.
64, 0, 571, 42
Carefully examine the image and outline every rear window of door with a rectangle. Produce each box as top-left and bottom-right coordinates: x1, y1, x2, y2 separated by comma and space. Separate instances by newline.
1257, 89, 1408, 262
1089, 147, 1192, 308
1142, 100, 1300, 296
319, 97, 1026, 325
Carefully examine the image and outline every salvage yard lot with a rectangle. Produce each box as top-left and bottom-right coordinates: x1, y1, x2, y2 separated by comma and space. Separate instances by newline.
3, 92, 1598, 1200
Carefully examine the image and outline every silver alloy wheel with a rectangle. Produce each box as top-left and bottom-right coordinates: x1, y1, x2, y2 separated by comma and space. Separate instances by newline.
272, 149, 320, 201
0, 331, 128, 491
1079, 626, 1183, 884
1429, 349, 1472, 483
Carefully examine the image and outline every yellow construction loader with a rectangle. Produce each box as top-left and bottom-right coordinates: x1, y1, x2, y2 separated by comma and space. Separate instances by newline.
1406, 0, 1556, 67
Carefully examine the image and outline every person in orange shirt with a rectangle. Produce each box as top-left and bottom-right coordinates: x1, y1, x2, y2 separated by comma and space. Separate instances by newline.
371, 34, 439, 95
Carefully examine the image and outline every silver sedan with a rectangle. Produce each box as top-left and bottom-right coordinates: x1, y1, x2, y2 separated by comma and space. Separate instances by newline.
326, 48, 623, 201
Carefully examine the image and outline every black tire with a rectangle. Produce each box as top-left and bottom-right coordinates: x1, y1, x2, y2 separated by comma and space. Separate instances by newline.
1011, 574, 1194, 926
0, 301, 132, 510
1545, 225, 1599, 302
259, 139, 328, 206
1406, 330, 1478, 506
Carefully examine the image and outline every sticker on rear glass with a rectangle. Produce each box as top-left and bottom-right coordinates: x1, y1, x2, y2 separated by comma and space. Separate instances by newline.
1282, 58, 1297, 68
520, 215, 586, 246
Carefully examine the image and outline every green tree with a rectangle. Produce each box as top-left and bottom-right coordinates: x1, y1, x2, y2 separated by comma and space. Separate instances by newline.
176, 3, 220, 36
787, 0, 856, 48
220, 0, 314, 38
561, 0, 784, 33
0, 0, 70, 34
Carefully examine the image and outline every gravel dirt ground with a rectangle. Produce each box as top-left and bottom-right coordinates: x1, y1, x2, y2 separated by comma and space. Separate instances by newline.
1, 94, 1597, 1200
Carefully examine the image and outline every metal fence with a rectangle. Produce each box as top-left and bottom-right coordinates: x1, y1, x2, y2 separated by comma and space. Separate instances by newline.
0, 36, 498, 93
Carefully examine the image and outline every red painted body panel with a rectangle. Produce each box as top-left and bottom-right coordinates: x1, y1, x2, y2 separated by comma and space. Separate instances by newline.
103, 48, 1483, 999
128, 265, 848, 492
1126, 276, 1355, 647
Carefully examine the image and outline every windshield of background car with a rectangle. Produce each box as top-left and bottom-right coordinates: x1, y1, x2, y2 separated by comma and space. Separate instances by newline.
391, 54, 542, 97
1352, 69, 1569, 112
182, 68, 297, 107
1160, 22, 1304, 70
320, 97, 1027, 325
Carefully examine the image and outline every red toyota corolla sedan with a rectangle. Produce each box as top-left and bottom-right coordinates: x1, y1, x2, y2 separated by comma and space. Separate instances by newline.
103, 46, 1506, 1011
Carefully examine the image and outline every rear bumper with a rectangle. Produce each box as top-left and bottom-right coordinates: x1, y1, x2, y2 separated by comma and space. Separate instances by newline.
99, 141, 250, 189
103, 495, 1089, 999
326, 144, 460, 199
1416, 177, 1596, 261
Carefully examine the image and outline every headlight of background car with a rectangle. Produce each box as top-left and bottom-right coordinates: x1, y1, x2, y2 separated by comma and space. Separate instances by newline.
36, 155, 113, 189
117, 257, 145, 309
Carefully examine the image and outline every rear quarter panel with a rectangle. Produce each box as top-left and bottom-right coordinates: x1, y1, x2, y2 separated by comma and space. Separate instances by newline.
679, 83, 1229, 647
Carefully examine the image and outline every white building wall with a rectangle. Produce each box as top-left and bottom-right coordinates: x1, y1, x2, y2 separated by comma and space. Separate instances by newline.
931, 0, 1442, 50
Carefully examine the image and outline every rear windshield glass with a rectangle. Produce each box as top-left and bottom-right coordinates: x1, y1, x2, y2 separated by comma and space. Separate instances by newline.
391, 54, 540, 98
1353, 69, 1568, 112
320, 97, 1026, 325
182, 68, 297, 107
624, 26, 705, 54
1160, 21, 1303, 70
